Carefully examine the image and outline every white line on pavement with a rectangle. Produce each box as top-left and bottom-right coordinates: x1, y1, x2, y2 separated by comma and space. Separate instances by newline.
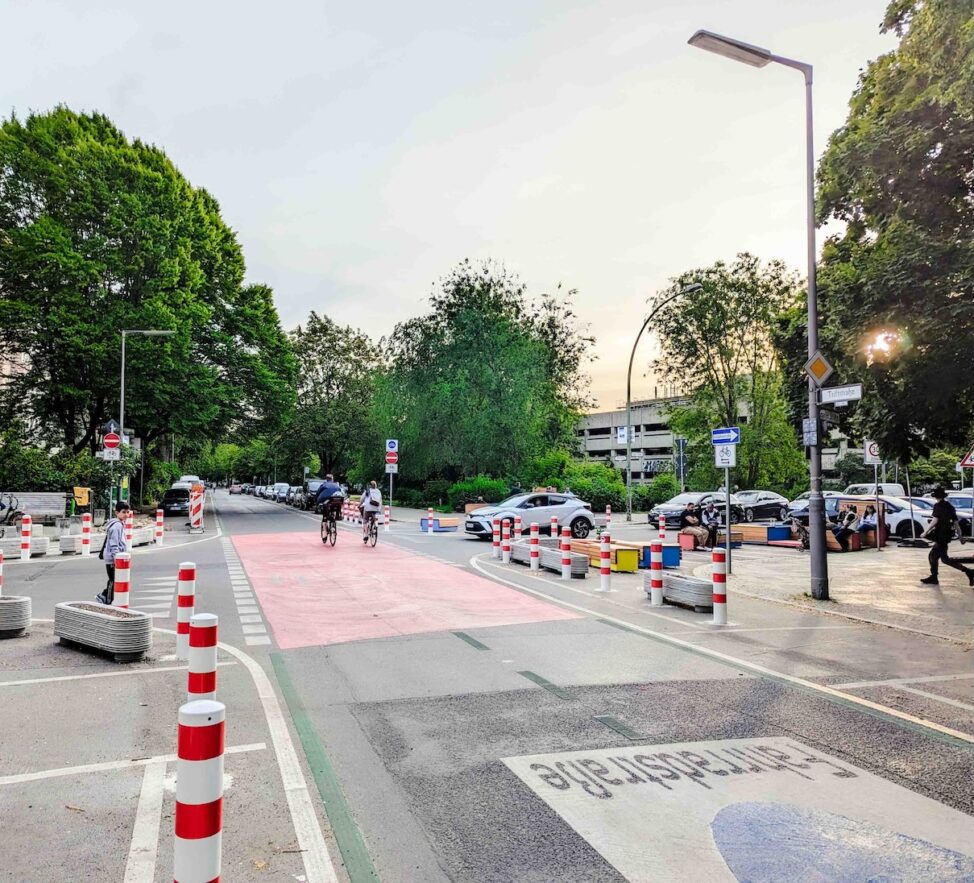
123, 761, 166, 883
0, 661, 236, 689
893, 686, 974, 713
674, 624, 861, 635
834, 672, 974, 689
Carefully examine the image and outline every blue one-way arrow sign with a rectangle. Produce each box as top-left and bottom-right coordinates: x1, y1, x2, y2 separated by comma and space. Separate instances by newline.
711, 426, 741, 445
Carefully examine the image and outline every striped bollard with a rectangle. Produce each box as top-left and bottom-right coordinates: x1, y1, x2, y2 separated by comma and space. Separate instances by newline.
189, 492, 204, 532
188, 613, 218, 701
113, 552, 131, 608
383, 505, 391, 533
81, 513, 92, 557
514, 515, 522, 540
124, 512, 134, 552
0, 550, 4, 595
427, 507, 434, 535
712, 549, 727, 626
501, 522, 511, 565
20, 514, 31, 562
560, 526, 572, 580
597, 532, 612, 592
530, 522, 540, 571
550, 515, 558, 537
155, 508, 164, 545
658, 514, 666, 543
650, 541, 664, 607
174, 700, 224, 883
491, 518, 500, 559
605, 504, 612, 530
176, 562, 196, 660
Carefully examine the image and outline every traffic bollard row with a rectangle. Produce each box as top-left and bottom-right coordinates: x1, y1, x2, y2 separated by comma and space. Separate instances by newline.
155, 508, 164, 545
176, 562, 196, 660
598, 532, 612, 592
492, 518, 500, 559
658, 514, 666, 543
605, 504, 612, 530
383, 505, 391, 532
427, 507, 434, 535
188, 613, 218, 701
501, 521, 511, 564
124, 512, 134, 552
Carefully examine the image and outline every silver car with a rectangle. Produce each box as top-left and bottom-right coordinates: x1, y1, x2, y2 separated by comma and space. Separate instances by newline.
464, 492, 595, 540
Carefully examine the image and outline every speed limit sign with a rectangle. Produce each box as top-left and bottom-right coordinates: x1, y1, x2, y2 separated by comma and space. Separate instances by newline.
863, 439, 882, 465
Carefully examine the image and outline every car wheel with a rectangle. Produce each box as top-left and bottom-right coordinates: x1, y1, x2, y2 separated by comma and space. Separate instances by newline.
570, 517, 591, 539
779, 507, 788, 522
744, 508, 754, 523
729, 510, 741, 525
895, 521, 921, 539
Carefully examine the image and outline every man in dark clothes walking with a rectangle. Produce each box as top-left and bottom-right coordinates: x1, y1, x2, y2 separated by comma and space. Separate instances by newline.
920, 487, 974, 587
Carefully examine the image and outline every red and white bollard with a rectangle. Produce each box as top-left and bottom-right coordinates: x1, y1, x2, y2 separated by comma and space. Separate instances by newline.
176, 562, 196, 660
174, 699, 224, 883
560, 526, 572, 580
712, 548, 727, 626
188, 613, 218, 701
605, 504, 612, 530
658, 514, 666, 543
20, 514, 31, 562
514, 515, 522, 540
383, 505, 391, 533
492, 518, 500, 559
427, 507, 434, 535
530, 522, 540, 571
81, 513, 92, 557
155, 508, 164, 545
0, 550, 4, 595
550, 515, 558, 538
597, 532, 612, 592
650, 541, 664, 606
124, 511, 134, 552
501, 522, 511, 565
189, 492, 204, 533
114, 552, 131, 608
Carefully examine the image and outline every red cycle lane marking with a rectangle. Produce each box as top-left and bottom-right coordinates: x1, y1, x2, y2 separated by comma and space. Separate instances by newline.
231, 532, 580, 649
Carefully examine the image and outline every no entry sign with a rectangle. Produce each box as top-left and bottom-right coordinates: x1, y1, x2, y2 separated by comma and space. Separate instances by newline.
385, 451, 399, 464
103, 432, 121, 450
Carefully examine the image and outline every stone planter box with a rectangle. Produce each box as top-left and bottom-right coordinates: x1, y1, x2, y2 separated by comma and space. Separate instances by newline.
54, 602, 152, 662
0, 536, 51, 559
510, 540, 588, 577
0, 596, 31, 637
645, 571, 713, 612
59, 533, 105, 554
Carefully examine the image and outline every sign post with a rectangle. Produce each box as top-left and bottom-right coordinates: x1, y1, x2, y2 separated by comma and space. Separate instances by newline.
712, 428, 739, 575
864, 440, 882, 552
386, 440, 399, 508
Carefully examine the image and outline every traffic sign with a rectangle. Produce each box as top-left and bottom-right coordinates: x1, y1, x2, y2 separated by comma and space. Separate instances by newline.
385, 451, 398, 464
385, 463, 398, 474
386, 439, 399, 453
863, 439, 882, 466
99, 448, 121, 462
714, 444, 736, 468
803, 350, 834, 387
819, 383, 862, 404
802, 417, 818, 447
960, 443, 974, 469
102, 419, 121, 434
103, 432, 121, 450
711, 426, 741, 445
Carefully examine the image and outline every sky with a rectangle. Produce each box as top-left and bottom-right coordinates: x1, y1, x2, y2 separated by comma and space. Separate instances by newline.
4, 0, 897, 409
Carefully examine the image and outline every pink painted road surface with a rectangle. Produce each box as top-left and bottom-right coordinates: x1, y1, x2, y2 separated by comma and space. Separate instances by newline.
232, 532, 580, 649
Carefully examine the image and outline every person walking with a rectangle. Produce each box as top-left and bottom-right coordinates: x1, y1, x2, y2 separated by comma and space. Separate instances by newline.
360, 480, 383, 543
96, 500, 130, 604
921, 487, 974, 587
679, 502, 709, 549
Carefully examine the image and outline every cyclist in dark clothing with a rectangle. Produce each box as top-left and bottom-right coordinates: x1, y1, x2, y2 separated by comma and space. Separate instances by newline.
921, 487, 974, 587
315, 474, 344, 521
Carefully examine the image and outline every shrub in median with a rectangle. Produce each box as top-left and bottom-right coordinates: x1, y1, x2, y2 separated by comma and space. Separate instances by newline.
447, 475, 509, 511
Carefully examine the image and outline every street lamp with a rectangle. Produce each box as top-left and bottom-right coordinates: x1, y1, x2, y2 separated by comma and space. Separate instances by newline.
688, 28, 829, 599
120, 328, 175, 453
625, 282, 703, 521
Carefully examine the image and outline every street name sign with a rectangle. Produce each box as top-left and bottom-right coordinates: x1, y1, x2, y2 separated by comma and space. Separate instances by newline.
711, 427, 740, 445
714, 444, 736, 468
819, 383, 862, 405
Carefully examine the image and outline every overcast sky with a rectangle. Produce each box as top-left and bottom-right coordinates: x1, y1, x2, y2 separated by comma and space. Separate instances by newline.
5, 0, 895, 409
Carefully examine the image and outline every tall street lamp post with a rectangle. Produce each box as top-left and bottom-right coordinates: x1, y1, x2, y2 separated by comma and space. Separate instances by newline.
688, 29, 829, 599
626, 283, 702, 521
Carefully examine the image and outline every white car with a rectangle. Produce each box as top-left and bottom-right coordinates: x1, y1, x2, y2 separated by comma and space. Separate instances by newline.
897, 497, 969, 539
464, 492, 596, 540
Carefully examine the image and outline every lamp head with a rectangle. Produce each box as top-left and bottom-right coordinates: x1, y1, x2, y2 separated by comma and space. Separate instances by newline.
688, 30, 772, 68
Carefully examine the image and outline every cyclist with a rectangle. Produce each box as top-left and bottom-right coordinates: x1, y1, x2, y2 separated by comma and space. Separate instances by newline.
360, 480, 383, 543
315, 474, 344, 524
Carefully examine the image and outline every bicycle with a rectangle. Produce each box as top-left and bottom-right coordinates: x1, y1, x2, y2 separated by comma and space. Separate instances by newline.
0, 492, 24, 539
319, 497, 343, 547
364, 511, 378, 547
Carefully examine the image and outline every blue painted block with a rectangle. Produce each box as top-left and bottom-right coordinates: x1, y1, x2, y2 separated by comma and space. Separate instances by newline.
767, 525, 792, 541
420, 517, 458, 533
661, 543, 682, 568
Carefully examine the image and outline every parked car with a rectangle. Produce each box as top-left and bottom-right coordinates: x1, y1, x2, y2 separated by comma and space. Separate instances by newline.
179, 474, 202, 485
303, 478, 325, 509
271, 482, 290, 502
843, 482, 906, 497
286, 486, 302, 504
788, 490, 842, 507
160, 487, 190, 516
464, 492, 595, 539
649, 492, 746, 529
734, 490, 790, 522
228, 484, 242, 495
254, 485, 266, 498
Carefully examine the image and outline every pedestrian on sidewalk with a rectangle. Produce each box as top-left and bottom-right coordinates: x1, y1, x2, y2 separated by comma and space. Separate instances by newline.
96, 500, 130, 604
679, 503, 709, 548
921, 487, 974, 587
701, 503, 721, 551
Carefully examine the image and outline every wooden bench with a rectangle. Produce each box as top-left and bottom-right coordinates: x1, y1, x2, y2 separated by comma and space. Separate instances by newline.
826, 530, 861, 552
571, 539, 640, 573
9, 492, 68, 523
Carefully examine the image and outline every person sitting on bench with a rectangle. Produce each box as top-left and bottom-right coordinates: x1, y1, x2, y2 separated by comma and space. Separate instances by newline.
857, 505, 878, 541
831, 505, 858, 552
680, 503, 709, 549
701, 503, 721, 551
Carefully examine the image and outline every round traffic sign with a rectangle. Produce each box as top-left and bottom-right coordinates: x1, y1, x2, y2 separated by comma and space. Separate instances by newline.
104, 432, 121, 450
866, 441, 879, 459
385, 451, 398, 464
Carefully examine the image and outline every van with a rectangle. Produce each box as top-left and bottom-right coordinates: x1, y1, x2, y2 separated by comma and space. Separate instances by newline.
843, 483, 906, 497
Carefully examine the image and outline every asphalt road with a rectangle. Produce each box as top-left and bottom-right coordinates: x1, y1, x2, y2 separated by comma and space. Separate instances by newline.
3, 491, 973, 881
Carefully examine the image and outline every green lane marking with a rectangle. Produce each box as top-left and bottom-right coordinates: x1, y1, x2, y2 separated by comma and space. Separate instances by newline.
594, 618, 974, 754
453, 631, 489, 650
270, 653, 380, 882
594, 715, 645, 740
517, 670, 576, 701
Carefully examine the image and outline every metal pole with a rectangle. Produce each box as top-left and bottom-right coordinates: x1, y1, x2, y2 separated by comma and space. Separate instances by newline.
724, 466, 732, 574
874, 463, 881, 552
119, 331, 126, 441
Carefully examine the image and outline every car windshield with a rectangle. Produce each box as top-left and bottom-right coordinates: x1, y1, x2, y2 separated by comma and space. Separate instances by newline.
666, 493, 704, 505
735, 491, 759, 501
163, 490, 189, 501
496, 495, 529, 507
903, 498, 933, 509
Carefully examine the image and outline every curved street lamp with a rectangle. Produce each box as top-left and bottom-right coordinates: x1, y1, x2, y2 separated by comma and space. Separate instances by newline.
625, 282, 703, 521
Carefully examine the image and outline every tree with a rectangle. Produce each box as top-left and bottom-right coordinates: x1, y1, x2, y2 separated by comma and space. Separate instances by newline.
0, 108, 295, 455
650, 254, 806, 490
813, 0, 974, 460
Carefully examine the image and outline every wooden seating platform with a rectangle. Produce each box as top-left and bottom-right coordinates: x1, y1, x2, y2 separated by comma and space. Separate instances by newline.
420, 516, 459, 533
571, 539, 640, 572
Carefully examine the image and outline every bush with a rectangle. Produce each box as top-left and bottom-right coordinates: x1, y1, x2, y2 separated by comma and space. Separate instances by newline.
521, 450, 573, 490
447, 475, 509, 511
396, 487, 426, 508
647, 472, 680, 506
423, 479, 452, 505
563, 461, 625, 512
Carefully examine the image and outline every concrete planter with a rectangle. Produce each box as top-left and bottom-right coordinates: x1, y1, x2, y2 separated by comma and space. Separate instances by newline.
54, 602, 152, 662
0, 596, 31, 637
510, 540, 589, 577
0, 536, 51, 559
58, 533, 105, 554
646, 571, 713, 612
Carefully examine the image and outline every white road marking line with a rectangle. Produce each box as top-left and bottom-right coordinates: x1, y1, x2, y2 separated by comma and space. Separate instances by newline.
677, 625, 861, 635
239, 615, 263, 624
469, 553, 974, 746
0, 661, 236, 688
892, 686, 974, 713
237, 606, 259, 615
131, 602, 173, 610
122, 761, 166, 883
242, 624, 267, 634
833, 672, 974, 689
245, 635, 271, 646
0, 742, 264, 786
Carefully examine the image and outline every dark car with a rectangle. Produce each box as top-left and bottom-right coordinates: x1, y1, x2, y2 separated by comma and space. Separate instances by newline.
788, 496, 842, 526
303, 478, 325, 510
734, 490, 790, 522
160, 487, 190, 516
648, 492, 745, 528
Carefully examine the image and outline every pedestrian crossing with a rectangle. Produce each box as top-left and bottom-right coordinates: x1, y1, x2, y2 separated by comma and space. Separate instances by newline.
220, 537, 271, 646
130, 576, 176, 618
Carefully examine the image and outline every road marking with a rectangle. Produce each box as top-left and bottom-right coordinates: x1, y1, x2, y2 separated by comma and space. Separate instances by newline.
0, 742, 264, 786
677, 625, 861, 635
454, 631, 490, 650
469, 554, 974, 749
242, 624, 267, 635
0, 661, 236, 689
238, 605, 260, 615
239, 614, 263, 624
893, 686, 974, 714
246, 635, 271, 645
833, 673, 974, 689
593, 714, 644, 740
518, 670, 576, 700
122, 761, 166, 883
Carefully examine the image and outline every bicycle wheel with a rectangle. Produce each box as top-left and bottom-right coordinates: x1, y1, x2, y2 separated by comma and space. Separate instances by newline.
328, 518, 337, 547
320, 518, 328, 545
369, 518, 378, 547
